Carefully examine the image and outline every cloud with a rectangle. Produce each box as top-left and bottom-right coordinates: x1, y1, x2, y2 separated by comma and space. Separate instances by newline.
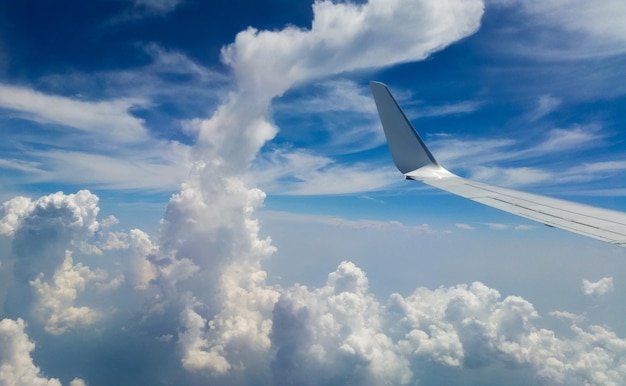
23, 147, 190, 191
536, 125, 602, 152
0, 87, 192, 191
0, 318, 85, 386
528, 94, 561, 121
491, 0, 626, 59
271, 262, 412, 385
0, 84, 149, 144
427, 122, 618, 189
134, 0, 182, 13
411, 101, 482, 118
470, 166, 552, 187
188, 0, 483, 172
30, 251, 106, 335
455, 223, 475, 230
582, 277, 614, 297
2, 44, 223, 192
1, 191, 100, 281
251, 149, 400, 195
222, 0, 484, 98
1, 189, 626, 384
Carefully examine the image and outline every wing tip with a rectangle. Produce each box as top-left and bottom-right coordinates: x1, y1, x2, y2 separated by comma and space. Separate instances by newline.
370, 80, 440, 174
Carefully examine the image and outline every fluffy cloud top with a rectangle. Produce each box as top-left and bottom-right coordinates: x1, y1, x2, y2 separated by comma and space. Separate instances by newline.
582, 277, 614, 297
193, 0, 483, 170
0, 318, 86, 386
2, 189, 626, 384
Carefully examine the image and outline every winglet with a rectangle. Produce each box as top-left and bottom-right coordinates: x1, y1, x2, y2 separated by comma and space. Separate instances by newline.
370, 81, 439, 174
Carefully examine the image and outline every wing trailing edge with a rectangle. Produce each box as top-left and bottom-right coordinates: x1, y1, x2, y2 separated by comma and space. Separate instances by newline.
370, 81, 626, 247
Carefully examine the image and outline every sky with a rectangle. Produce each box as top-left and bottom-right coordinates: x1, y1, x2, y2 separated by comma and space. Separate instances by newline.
1, 0, 626, 385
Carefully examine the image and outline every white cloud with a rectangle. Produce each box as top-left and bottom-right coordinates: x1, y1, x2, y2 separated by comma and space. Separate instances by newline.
528, 94, 562, 121
0, 84, 149, 144
470, 166, 552, 187
455, 223, 475, 230
582, 277, 614, 297
0, 158, 43, 174
276, 79, 378, 115
431, 137, 516, 168
487, 223, 510, 230
1, 44, 216, 192
30, 251, 106, 335
272, 262, 412, 385
189, 0, 483, 172
251, 149, 400, 195
411, 100, 482, 118
537, 125, 602, 152
1, 191, 101, 278
261, 210, 433, 233
134, 0, 182, 13
491, 0, 626, 59
0, 196, 32, 237
222, 0, 484, 99
25, 146, 190, 191
0, 318, 77, 386
1, 188, 626, 384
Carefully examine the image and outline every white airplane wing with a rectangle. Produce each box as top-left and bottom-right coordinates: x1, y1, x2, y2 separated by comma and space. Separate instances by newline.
370, 81, 626, 247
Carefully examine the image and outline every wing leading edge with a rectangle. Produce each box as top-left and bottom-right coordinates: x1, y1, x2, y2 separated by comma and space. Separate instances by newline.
370, 81, 626, 247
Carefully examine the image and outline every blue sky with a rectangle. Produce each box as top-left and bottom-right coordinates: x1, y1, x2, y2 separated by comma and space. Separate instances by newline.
1, 1, 626, 385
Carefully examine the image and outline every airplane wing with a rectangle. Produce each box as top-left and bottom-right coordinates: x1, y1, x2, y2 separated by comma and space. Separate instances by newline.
370, 81, 626, 247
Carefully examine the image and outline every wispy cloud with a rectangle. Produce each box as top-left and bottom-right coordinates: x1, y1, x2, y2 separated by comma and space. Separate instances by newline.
527, 94, 561, 121
491, 0, 626, 59
536, 124, 602, 152
470, 166, 552, 187
261, 210, 433, 233
0, 84, 149, 143
134, 0, 183, 13
251, 149, 400, 195
410, 100, 482, 118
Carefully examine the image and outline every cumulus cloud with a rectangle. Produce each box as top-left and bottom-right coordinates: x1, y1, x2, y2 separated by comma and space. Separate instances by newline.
582, 277, 614, 297
0, 318, 84, 385
0, 190, 100, 284
272, 262, 411, 385
191, 0, 483, 171
30, 251, 105, 335
1, 189, 626, 384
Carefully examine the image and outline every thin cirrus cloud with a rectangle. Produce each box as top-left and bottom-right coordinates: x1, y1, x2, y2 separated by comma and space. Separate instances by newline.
0, 78, 194, 191
250, 149, 399, 195
489, 0, 626, 59
0, 84, 149, 144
